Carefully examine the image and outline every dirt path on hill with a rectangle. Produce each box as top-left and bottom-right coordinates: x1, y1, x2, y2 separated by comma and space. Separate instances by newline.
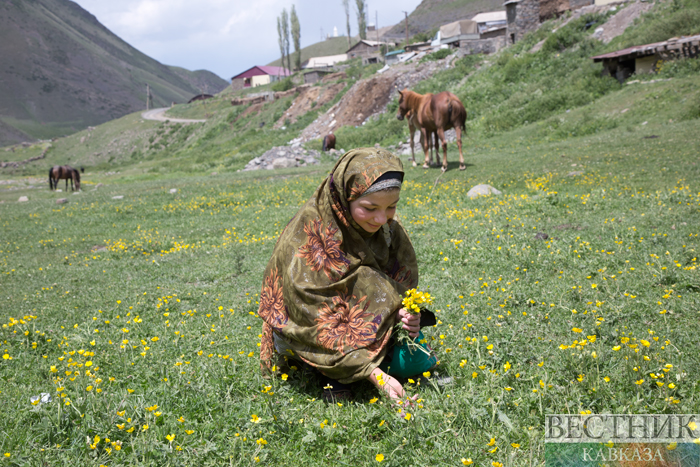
141, 108, 206, 123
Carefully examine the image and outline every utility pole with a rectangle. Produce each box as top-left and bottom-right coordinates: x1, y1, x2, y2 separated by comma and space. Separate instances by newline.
375, 10, 378, 43
403, 11, 409, 48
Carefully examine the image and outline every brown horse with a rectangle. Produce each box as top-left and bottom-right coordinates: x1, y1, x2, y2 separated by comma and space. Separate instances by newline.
322, 134, 336, 151
397, 89, 467, 171
49, 165, 80, 191
405, 109, 439, 167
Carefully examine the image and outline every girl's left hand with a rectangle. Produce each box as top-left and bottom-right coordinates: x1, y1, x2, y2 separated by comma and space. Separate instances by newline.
396, 307, 420, 338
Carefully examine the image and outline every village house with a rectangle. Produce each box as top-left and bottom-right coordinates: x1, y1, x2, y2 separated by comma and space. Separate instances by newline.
591, 34, 700, 82
230, 66, 291, 91
301, 53, 349, 84
440, 11, 508, 54
301, 54, 348, 70
346, 40, 394, 65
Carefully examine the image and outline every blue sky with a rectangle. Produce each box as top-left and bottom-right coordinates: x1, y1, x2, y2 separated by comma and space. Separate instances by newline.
72, 0, 423, 80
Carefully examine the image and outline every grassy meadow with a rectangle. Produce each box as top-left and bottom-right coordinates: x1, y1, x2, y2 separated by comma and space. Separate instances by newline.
2, 1, 700, 465
1, 113, 699, 465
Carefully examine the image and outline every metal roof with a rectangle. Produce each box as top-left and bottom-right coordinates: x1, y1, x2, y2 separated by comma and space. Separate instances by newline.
591, 34, 700, 62
230, 66, 291, 81
471, 11, 507, 23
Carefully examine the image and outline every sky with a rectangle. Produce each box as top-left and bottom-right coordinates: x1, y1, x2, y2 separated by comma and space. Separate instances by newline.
71, 0, 424, 81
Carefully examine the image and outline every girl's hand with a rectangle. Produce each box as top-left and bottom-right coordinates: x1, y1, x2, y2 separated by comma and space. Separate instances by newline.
396, 307, 421, 338
369, 368, 419, 408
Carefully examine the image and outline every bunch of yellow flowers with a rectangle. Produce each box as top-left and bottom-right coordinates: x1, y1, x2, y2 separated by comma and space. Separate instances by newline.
402, 288, 433, 314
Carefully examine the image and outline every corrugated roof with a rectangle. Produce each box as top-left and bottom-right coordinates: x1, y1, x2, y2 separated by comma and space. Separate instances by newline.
346, 40, 393, 53
471, 11, 507, 23
230, 66, 291, 81
302, 54, 348, 69
591, 34, 700, 61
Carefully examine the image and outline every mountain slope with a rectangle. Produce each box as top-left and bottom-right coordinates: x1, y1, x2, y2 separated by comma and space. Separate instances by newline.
0, 0, 227, 146
384, 0, 505, 39
266, 37, 352, 68
166, 67, 229, 95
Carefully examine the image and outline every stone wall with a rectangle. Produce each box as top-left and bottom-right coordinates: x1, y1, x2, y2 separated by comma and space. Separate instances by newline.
570, 0, 595, 10
506, 0, 540, 43
507, 0, 594, 43
230, 78, 245, 91
459, 36, 507, 55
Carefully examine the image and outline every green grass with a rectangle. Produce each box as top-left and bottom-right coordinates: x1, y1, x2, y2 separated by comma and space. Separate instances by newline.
1, 105, 699, 466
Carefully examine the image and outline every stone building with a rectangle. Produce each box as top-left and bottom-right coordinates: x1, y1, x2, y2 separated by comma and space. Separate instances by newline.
591, 34, 700, 82
505, 0, 594, 43
346, 40, 393, 65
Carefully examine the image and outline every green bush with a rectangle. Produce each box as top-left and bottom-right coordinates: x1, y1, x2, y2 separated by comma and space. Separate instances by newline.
420, 48, 454, 63
271, 77, 294, 92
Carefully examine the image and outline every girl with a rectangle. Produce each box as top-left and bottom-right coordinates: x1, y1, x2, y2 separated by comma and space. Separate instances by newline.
258, 148, 434, 402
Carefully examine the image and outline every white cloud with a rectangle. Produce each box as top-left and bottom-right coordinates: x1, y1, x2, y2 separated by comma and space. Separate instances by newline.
72, 0, 423, 79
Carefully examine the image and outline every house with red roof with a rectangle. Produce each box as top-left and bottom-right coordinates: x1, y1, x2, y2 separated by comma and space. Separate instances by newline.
230, 66, 291, 91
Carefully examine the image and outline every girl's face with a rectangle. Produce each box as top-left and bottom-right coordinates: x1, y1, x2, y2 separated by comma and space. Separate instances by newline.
349, 189, 400, 233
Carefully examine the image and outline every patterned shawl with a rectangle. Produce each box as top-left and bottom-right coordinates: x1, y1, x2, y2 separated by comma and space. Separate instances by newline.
258, 148, 419, 383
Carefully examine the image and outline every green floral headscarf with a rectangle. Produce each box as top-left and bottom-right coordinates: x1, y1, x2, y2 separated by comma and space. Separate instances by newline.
258, 148, 419, 383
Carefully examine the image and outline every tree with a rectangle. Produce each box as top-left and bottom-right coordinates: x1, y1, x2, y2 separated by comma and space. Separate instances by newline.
342, 0, 351, 48
282, 8, 291, 73
355, 0, 366, 41
290, 5, 301, 71
277, 15, 286, 73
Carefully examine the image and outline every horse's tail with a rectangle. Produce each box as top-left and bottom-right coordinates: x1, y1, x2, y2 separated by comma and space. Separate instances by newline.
48, 168, 53, 190
73, 168, 81, 189
449, 98, 467, 132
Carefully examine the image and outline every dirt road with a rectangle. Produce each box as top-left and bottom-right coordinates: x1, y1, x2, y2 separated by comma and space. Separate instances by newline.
141, 108, 206, 123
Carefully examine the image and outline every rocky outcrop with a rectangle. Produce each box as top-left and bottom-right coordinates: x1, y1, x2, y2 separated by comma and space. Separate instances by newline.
242, 142, 323, 171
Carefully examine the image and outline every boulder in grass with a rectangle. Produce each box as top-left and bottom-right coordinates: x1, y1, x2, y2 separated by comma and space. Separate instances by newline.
272, 157, 296, 169
18, 196, 28, 202
112, 195, 124, 200
56, 198, 68, 204
169, 189, 177, 194
466, 184, 502, 199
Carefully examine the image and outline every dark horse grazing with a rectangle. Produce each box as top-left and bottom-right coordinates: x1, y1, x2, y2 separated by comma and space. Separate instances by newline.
397, 89, 467, 171
322, 134, 336, 151
49, 165, 81, 191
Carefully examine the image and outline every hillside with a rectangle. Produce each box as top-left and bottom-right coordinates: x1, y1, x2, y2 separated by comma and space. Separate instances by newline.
266, 37, 353, 67
166, 66, 229, 95
0, 0, 227, 147
383, 0, 505, 39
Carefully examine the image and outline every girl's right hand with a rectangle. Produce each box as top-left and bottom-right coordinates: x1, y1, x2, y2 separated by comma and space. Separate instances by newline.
396, 307, 421, 338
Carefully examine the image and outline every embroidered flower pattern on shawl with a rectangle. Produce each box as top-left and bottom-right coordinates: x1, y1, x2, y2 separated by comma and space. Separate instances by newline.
296, 219, 350, 280
258, 269, 287, 330
348, 171, 378, 201
316, 293, 378, 355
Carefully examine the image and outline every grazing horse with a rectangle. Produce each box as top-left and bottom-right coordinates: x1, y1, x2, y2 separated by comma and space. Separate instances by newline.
397, 89, 467, 171
49, 165, 80, 191
405, 109, 439, 168
322, 134, 336, 151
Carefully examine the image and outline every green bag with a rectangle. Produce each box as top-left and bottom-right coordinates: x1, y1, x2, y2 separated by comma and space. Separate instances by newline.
379, 331, 437, 379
